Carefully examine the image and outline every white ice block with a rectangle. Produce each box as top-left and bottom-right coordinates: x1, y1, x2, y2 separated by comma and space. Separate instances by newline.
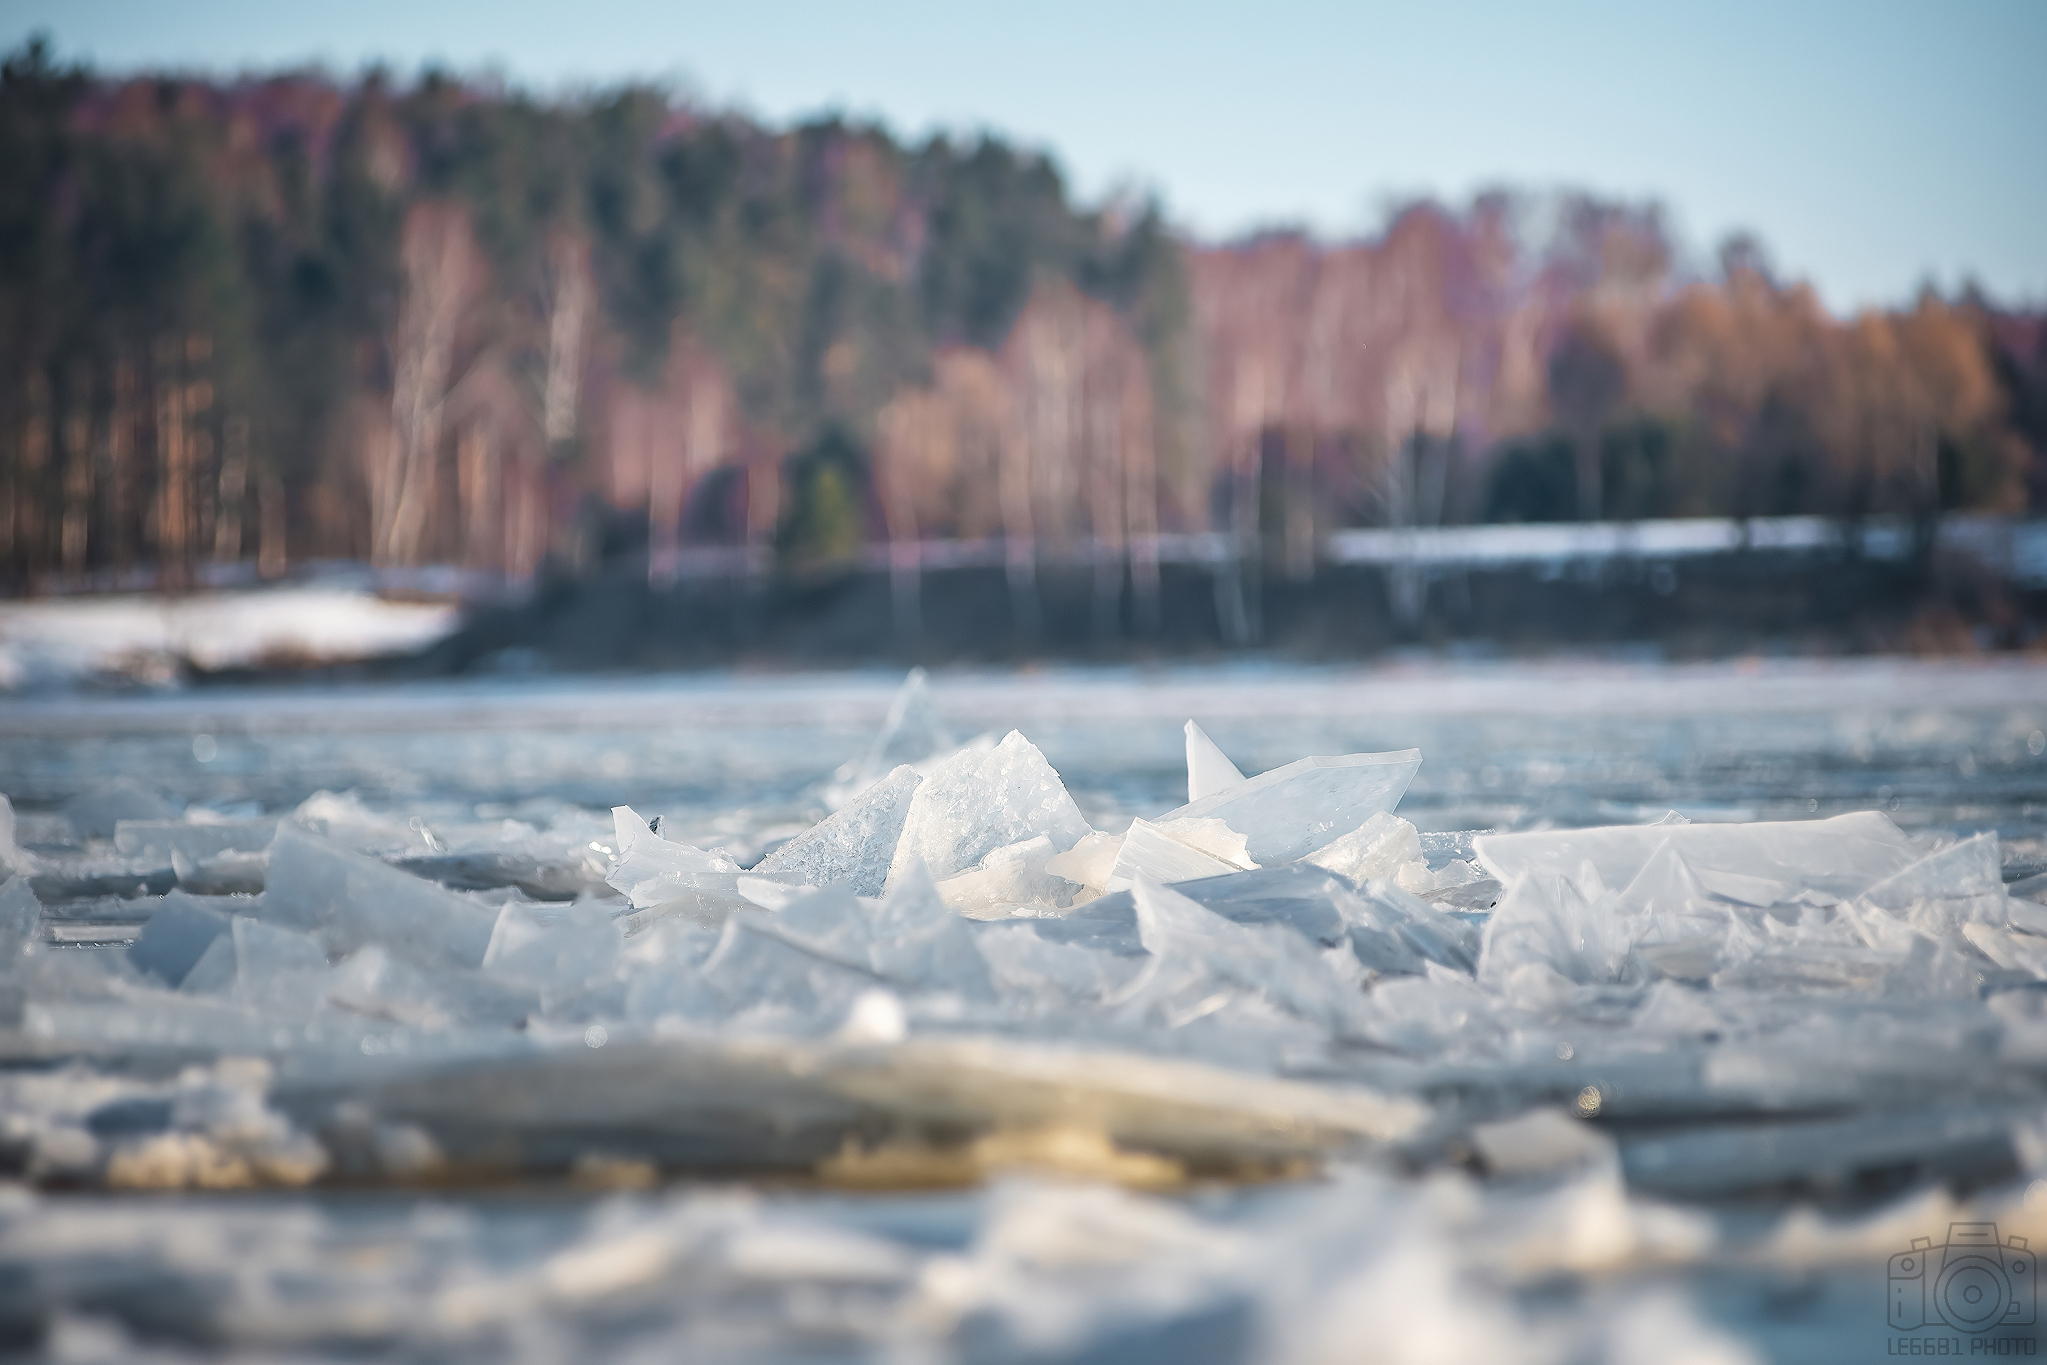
225, 917, 332, 1017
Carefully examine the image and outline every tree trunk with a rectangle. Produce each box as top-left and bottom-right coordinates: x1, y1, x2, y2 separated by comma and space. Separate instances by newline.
1085, 344, 1124, 645
889, 536, 922, 647
1213, 432, 1258, 648
213, 414, 248, 564
1282, 425, 1315, 583
258, 470, 287, 578
61, 369, 91, 579
19, 366, 53, 588
384, 204, 478, 567
154, 341, 190, 592
1575, 424, 1602, 523
108, 355, 136, 575
457, 418, 496, 573
1233, 432, 1263, 643
543, 234, 591, 457
1124, 369, 1160, 637
999, 405, 1038, 643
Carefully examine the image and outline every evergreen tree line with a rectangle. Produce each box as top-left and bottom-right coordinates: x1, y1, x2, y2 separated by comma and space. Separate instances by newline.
1, 40, 2040, 597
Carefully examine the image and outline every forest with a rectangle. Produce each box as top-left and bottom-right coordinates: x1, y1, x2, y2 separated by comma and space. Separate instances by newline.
2, 38, 2042, 608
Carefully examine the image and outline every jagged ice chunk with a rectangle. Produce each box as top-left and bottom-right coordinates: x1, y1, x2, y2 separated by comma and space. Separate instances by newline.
758, 764, 920, 896
1183, 719, 1246, 803
885, 730, 1090, 892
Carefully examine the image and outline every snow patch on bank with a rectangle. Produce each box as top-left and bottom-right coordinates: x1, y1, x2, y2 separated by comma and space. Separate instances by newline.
0, 587, 460, 689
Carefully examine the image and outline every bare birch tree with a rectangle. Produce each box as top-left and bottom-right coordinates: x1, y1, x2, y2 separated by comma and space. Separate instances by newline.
381, 202, 484, 567
542, 233, 593, 458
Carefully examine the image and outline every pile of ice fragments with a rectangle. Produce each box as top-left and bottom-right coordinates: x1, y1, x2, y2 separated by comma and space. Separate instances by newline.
3, 671, 2047, 1360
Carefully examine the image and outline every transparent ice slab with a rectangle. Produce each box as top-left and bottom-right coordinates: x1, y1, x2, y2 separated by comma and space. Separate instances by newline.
1158, 749, 1424, 865
263, 824, 499, 969
1473, 811, 1921, 904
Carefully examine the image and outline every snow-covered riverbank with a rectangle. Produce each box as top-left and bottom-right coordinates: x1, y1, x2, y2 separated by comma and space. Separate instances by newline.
0, 587, 460, 690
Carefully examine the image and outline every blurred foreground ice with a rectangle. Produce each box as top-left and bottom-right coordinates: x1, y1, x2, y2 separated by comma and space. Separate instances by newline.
1, 664, 2046, 1361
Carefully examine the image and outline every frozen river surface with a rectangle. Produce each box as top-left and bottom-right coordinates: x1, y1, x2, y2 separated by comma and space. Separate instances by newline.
1, 656, 2045, 1363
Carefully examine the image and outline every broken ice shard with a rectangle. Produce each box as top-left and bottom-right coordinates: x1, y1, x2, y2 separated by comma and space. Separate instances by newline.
606, 805, 743, 908
936, 834, 1078, 917
1157, 747, 1424, 865
262, 823, 498, 968
1122, 878, 1373, 1037
1103, 819, 1241, 893
127, 889, 231, 987
1044, 831, 1123, 897
227, 916, 332, 1014
758, 764, 920, 896
0, 872, 40, 960
1184, 720, 1246, 803
289, 790, 438, 855
482, 899, 624, 991
1860, 830, 2003, 911
865, 860, 996, 997
0, 795, 37, 875
1172, 864, 1476, 975
885, 730, 1090, 891
1473, 811, 1920, 903
1155, 818, 1254, 869
1303, 811, 1424, 883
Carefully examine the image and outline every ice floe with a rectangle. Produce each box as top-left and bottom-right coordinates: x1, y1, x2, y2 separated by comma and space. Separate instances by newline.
1, 668, 2044, 1360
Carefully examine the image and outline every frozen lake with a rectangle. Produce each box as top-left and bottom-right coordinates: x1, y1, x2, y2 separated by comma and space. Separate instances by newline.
2, 655, 2045, 1363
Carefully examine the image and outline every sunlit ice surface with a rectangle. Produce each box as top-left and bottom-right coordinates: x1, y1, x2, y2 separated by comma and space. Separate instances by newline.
0, 654, 2044, 1363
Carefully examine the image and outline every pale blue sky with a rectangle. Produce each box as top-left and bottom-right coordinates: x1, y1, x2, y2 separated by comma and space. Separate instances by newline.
3, 0, 2040, 312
